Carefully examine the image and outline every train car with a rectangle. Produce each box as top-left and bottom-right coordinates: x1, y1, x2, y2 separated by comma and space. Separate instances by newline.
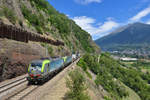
63, 56, 72, 66
49, 57, 64, 73
72, 54, 77, 61
27, 56, 73, 84
76, 52, 80, 58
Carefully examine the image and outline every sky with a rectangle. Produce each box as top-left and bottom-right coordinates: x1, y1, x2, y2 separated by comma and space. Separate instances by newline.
48, 0, 150, 40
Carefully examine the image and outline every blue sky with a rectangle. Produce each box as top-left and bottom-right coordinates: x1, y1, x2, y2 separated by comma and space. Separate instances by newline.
48, 0, 150, 40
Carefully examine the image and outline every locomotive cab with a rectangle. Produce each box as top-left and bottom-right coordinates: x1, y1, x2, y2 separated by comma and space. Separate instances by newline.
27, 60, 50, 84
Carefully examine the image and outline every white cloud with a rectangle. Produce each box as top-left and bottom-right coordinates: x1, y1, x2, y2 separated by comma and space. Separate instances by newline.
73, 16, 96, 34
73, 16, 119, 40
66, 14, 70, 17
146, 19, 150, 24
129, 6, 150, 22
95, 20, 119, 34
75, 0, 102, 5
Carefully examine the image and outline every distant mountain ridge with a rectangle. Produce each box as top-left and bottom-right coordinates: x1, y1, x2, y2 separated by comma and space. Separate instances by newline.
95, 22, 150, 55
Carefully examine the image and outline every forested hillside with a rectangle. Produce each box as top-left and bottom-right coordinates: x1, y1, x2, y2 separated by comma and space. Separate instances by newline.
0, 0, 100, 54
77, 53, 150, 100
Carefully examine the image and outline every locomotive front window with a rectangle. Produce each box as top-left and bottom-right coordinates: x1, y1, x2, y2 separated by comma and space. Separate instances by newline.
31, 63, 42, 69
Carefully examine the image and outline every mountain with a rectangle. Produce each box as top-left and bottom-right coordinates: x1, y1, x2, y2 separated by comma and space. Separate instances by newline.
95, 22, 150, 56
0, 0, 100, 54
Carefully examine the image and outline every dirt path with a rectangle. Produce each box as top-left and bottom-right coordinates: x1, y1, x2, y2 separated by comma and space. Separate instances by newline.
41, 72, 69, 100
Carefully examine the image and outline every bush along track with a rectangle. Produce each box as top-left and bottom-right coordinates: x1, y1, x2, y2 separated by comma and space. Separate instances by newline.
77, 53, 150, 100
65, 69, 91, 100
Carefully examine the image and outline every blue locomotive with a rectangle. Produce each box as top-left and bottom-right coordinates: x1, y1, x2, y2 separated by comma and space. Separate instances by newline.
27, 56, 73, 84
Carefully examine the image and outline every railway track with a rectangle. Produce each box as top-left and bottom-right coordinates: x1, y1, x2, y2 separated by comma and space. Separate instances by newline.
6, 85, 39, 100
0, 58, 80, 100
0, 77, 27, 91
0, 77, 28, 100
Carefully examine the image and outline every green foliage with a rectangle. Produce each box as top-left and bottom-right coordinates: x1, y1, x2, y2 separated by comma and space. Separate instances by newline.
77, 58, 88, 71
2, 6, 17, 24
21, 4, 45, 34
41, 42, 46, 47
85, 71, 92, 79
73, 25, 95, 53
33, 0, 95, 52
77, 56, 93, 79
30, 0, 48, 9
95, 73, 129, 99
40, 43, 53, 55
78, 53, 130, 99
30, 0, 58, 15
47, 46, 53, 55
131, 60, 150, 84
98, 53, 150, 100
29, 0, 96, 53
65, 69, 91, 100
48, 15, 71, 37
20, 0, 97, 53
82, 54, 100, 74
132, 60, 150, 68
35, 26, 43, 34
104, 96, 112, 100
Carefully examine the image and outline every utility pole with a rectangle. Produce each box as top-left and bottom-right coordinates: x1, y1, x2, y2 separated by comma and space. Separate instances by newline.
70, 21, 73, 55
45, 44, 48, 57
98, 54, 100, 63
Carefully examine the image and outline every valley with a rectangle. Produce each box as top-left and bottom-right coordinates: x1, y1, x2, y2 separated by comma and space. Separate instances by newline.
0, 0, 150, 100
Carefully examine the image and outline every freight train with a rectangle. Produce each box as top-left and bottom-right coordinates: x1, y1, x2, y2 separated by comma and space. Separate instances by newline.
27, 55, 79, 84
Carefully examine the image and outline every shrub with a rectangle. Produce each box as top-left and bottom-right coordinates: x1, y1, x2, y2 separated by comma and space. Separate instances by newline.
85, 71, 92, 79
30, 0, 58, 15
47, 46, 53, 55
2, 6, 17, 24
65, 69, 91, 100
104, 96, 112, 100
21, 4, 45, 34
35, 26, 43, 34
77, 58, 87, 71
21, 5, 39, 26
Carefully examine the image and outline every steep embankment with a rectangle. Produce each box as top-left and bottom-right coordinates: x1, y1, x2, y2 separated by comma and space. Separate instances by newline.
0, 0, 100, 81
0, 0, 100, 54
77, 53, 150, 100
